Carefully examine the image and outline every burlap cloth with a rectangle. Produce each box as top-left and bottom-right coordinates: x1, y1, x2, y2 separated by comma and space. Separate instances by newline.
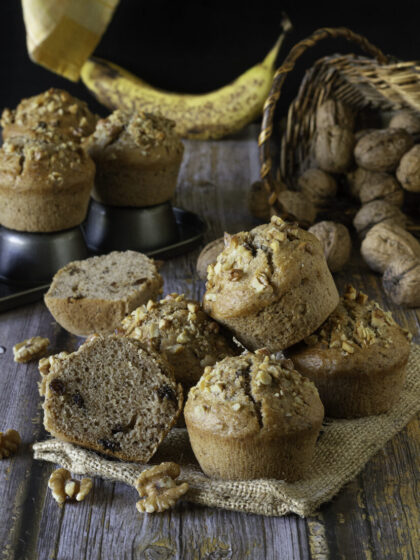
33, 344, 420, 517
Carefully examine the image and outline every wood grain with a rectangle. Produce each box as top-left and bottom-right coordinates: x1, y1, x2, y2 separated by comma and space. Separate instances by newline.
0, 124, 419, 560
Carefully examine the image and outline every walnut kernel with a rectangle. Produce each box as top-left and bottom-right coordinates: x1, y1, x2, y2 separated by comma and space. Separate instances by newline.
48, 468, 93, 504
13, 336, 50, 363
0, 429, 21, 459
135, 462, 188, 513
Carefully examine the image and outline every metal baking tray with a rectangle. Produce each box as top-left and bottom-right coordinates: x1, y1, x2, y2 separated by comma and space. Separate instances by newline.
0, 206, 206, 312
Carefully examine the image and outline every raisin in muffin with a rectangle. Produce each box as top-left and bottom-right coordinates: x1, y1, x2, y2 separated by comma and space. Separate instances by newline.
286, 285, 412, 418
1, 88, 98, 142
44, 251, 163, 336
41, 335, 182, 462
84, 110, 184, 207
121, 293, 240, 389
184, 350, 324, 481
203, 216, 339, 352
0, 133, 95, 232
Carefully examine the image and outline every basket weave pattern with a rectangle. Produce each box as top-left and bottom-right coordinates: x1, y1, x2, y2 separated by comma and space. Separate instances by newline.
258, 27, 420, 216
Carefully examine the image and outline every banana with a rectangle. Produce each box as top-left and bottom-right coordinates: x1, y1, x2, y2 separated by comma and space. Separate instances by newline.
80, 23, 290, 140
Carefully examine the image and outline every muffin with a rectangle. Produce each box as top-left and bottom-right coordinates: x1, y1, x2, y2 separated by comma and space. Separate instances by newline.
286, 285, 412, 418
1, 88, 98, 142
41, 335, 183, 462
84, 110, 184, 207
184, 351, 324, 481
0, 133, 95, 232
203, 216, 339, 352
44, 251, 163, 336
121, 293, 240, 389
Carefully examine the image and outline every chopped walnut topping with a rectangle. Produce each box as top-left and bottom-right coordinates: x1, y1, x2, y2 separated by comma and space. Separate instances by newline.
135, 462, 188, 513
0, 429, 21, 459
13, 336, 49, 363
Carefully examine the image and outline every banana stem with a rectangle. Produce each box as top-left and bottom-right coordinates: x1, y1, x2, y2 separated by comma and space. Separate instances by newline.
263, 13, 293, 68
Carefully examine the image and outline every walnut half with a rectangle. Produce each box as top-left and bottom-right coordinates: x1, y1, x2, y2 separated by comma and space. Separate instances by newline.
0, 429, 21, 459
135, 462, 189, 513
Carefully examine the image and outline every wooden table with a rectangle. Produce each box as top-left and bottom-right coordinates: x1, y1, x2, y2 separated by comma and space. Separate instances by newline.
1, 125, 419, 560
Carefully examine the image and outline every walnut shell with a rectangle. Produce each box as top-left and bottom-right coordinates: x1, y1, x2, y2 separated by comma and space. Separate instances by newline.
308, 221, 352, 272
396, 144, 420, 193
196, 237, 224, 281
316, 99, 354, 130
314, 125, 355, 173
360, 222, 420, 273
296, 168, 337, 206
389, 110, 420, 136
358, 172, 404, 207
275, 190, 317, 226
383, 254, 420, 307
346, 167, 374, 199
354, 128, 377, 142
354, 128, 414, 172
353, 200, 407, 238
248, 180, 271, 220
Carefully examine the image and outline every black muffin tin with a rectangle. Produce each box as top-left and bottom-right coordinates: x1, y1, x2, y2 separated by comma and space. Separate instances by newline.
0, 202, 206, 311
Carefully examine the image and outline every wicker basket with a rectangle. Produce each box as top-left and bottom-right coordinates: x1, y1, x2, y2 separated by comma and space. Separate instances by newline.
258, 27, 420, 221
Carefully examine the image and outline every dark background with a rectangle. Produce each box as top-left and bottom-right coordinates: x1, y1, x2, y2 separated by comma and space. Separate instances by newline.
0, 1, 419, 118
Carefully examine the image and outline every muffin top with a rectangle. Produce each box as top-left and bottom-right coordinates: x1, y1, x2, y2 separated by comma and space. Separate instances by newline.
185, 350, 324, 437
1, 88, 98, 141
121, 293, 240, 385
0, 133, 95, 192
203, 215, 326, 318
84, 110, 184, 162
287, 285, 412, 372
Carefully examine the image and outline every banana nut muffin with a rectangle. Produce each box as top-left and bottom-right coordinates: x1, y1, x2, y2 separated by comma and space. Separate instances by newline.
203, 216, 339, 352
286, 285, 412, 418
45, 251, 163, 337
1, 88, 98, 142
41, 335, 183, 462
121, 293, 240, 389
84, 110, 184, 207
184, 350, 324, 481
0, 133, 95, 232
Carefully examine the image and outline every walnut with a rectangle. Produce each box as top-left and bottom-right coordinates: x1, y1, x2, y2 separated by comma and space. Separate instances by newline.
316, 99, 354, 130
346, 167, 374, 199
354, 128, 414, 172
248, 180, 271, 220
396, 144, 420, 192
48, 468, 93, 504
48, 468, 71, 504
314, 125, 355, 173
358, 172, 404, 207
383, 255, 420, 307
0, 429, 21, 459
13, 336, 49, 363
296, 168, 337, 206
354, 128, 377, 142
308, 221, 352, 272
353, 200, 408, 238
196, 237, 225, 281
361, 222, 420, 273
389, 110, 420, 135
135, 462, 188, 513
274, 190, 317, 227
